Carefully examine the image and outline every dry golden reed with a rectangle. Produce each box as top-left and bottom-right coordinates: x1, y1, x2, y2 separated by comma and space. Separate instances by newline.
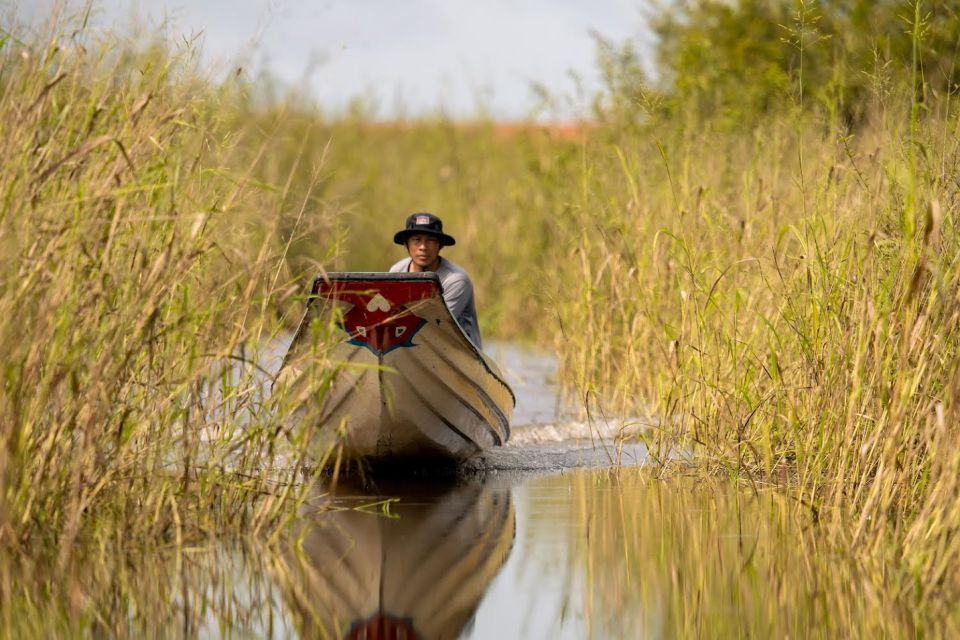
552, 94, 960, 620
0, 8, 339, 601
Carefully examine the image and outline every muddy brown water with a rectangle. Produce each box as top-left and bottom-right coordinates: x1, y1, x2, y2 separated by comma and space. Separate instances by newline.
25, 342, 915, 637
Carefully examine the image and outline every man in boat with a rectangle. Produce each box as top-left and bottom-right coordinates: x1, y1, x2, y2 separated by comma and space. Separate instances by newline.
389, 212, 482, 349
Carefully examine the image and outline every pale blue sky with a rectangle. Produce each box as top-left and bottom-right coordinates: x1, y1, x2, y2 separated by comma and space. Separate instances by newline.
16, 0, 654, 120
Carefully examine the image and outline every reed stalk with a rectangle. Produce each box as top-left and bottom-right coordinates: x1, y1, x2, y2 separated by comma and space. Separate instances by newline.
0, 13, 340, 628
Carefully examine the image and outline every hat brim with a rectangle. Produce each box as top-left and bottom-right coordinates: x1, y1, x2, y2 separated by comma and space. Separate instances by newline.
393, 229, 456, 246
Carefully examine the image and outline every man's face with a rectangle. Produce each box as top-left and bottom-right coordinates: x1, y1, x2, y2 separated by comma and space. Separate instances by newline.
405, 233, 441, 270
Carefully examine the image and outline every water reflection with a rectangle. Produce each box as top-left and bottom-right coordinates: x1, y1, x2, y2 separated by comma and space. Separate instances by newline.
276, 478, 515, 639
483, 470, 921, 639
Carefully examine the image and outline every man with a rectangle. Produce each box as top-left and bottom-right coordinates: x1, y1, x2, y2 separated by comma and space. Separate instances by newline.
389, 212, 482, 348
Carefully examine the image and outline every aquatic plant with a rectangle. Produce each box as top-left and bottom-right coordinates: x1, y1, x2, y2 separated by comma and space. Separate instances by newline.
552, 1, 960, 625
0, 10, 341, 626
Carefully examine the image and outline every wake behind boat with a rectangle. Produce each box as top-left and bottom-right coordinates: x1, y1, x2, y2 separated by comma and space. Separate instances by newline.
278, 272, 514, 461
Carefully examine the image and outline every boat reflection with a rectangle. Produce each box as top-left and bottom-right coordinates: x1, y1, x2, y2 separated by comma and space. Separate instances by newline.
279, 477, 515, 639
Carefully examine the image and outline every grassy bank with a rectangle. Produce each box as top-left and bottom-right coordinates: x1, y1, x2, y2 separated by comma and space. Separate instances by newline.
0, 13, 344, 616
550, 90, 960, 618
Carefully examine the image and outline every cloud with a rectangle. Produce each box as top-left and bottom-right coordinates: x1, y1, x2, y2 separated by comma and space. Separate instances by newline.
19, 0, 651, 119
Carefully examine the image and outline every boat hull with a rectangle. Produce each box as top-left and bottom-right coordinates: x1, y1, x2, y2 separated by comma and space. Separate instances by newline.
278, 272, 514, 460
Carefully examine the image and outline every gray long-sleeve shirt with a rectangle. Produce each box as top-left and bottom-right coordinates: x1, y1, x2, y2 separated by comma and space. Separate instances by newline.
389, 257, 482, 349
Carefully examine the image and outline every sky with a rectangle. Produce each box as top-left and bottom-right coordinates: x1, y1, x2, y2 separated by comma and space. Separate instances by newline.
14, 0, 654, 120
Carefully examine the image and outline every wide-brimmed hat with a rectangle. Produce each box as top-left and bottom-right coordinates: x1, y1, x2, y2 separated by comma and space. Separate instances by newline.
393, 212, 456, 246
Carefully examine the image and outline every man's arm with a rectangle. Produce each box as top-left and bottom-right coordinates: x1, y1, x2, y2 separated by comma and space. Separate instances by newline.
442, 274, 473, 319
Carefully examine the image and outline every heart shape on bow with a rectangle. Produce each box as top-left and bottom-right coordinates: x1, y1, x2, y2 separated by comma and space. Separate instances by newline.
366, 293, 391, 312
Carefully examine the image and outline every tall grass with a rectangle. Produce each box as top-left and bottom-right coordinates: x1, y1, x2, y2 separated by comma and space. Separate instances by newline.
543, 6, 960, 612
547, 83, 960, 621
0, 10, 339, 616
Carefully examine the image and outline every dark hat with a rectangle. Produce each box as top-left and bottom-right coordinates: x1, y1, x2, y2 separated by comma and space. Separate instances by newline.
393, 212, 456, 246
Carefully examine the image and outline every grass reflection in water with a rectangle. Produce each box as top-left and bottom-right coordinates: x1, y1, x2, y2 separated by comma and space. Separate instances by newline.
531, 470, 923, 639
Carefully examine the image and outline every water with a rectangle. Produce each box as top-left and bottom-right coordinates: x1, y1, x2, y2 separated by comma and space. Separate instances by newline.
9, 342, 921, 637
483, 340, 562, 426
466, 341, 652, 472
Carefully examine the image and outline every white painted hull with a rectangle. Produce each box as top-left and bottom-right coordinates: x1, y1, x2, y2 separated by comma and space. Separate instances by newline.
279, 272, 514, 460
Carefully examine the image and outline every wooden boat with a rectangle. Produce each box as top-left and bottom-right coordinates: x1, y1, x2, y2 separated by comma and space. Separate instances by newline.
278, 479, 515, 639
278, 272, 514, 460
